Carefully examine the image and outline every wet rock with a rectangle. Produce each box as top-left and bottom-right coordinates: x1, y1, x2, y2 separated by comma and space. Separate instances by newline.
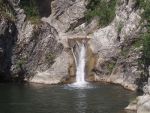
127, 78, 150, 113
126, 98, 137, 111
137, 78, 150, 113
137, 95, 150, 113
0, 17, 17, 81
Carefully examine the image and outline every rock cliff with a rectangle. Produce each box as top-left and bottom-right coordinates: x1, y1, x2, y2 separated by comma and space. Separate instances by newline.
126, 74, 150, 113
1, 0, 150, 112
0, 16, 17, 81
90, 0, 143, 90
0, 0, 149, 90
137, 76, 150, 113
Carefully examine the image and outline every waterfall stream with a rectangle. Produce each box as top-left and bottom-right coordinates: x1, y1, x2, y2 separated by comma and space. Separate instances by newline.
75, 43, 86, 85
70, 41, 87, 87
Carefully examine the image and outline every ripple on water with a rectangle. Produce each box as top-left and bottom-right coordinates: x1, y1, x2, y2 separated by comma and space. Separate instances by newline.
63, 82, 97, 90
0, 83, 137, 113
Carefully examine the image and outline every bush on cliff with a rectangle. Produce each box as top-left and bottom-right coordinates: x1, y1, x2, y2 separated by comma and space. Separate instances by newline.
143, 33, 150, 66
20, 0, 40, 24
0, 0, 15, 20
138, 0, 150, 66
85, 0, 117, 27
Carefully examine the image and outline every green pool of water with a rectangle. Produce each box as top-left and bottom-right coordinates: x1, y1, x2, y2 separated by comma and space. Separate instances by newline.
0, 83, 136, 113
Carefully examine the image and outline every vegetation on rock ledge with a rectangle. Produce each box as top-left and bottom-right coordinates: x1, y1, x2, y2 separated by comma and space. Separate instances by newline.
20, 0, 40, 24
138, 0, 150, 68
0, 0, 15, 20
46, 53, 56, 64
85, 0, 117, 27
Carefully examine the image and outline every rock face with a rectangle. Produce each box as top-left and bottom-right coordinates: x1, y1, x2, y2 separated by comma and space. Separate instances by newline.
7, 0, 26, 31
29, 51, 71, 84
1, 0, 150, 112
0, 0, 147, 87
126, 77, 150, 113
11, 21, 71, 84
0, 17, 17, 81
41, 0, 145, 89
137, 77, 150, 113
90, 0, 143, 90
42, 0, 87, 33
4, 0, 72, 84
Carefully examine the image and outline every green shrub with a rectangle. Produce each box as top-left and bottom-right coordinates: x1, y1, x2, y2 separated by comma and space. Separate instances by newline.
0, 0, 15, 20
137, 0, 150, 21
132, 39, 143, 48
85, 0, 117, 27
105, 61, 116, 74
16, 58, 27, 69
117, 22, 123, 34
120, 47, 130, 57
46, 53, 56, 64
137, 0, 150, 66
20, 0, 40, 24
143, 33, 150, 66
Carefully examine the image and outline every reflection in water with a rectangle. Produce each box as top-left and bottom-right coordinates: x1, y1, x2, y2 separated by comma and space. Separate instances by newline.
0, 83, 136, 113
76, 90, 87, 113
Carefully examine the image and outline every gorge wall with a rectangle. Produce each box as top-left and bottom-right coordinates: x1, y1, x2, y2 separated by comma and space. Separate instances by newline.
0, 17, 17, 81
0, 0, 149, 90
1, 0, 150, 112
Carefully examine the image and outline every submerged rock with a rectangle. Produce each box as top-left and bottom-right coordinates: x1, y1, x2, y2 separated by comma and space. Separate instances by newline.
125, 98, 137, 111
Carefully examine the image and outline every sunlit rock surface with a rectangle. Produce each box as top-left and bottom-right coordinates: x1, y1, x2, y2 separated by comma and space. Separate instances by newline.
29, 51, 71, 84
3, 0, 146, 89
90, 0, 142, 90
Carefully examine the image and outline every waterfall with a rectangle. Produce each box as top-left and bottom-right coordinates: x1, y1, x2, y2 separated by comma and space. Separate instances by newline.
75, 43, 86, 85
70, 41, 87, 87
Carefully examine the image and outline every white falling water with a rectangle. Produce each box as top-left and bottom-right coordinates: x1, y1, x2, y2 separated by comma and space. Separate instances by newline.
68, 41, 92, 88
75, 43, 86, 85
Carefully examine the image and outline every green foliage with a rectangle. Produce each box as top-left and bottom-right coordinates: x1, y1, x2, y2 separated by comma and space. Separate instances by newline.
0, 0, 15, 20
121, 39, 142, 58
137, 0, 150, 67
132, 39, 143, 48
117, 22, 123, 34
20, 0, 40, 24
106, 61, 116, 74
143, 33, 150, 66
16, 58, 27, 69
120, 48, 129, 57
46, 53, 56, 64
107, 63, 115, 73
137, 0, 150, 21
85, 0, 117, 26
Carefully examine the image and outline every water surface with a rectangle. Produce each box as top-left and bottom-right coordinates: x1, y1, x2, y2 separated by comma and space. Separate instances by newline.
0, 83, 136, 113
